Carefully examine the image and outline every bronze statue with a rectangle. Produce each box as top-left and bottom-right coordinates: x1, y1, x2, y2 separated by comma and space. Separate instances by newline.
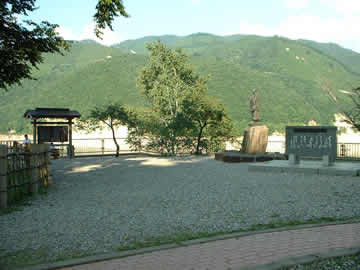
240, 88, 268, 154
249, 88, 260, 123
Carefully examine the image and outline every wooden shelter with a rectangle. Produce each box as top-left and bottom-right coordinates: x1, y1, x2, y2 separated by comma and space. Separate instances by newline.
24, 108, 81, 158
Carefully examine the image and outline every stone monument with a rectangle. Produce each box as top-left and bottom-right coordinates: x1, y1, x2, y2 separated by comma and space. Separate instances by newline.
286, 126, 337, 166
241, 89, 269, 154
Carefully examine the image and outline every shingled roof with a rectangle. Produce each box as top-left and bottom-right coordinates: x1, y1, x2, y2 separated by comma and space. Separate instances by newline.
24, 108, 81, 119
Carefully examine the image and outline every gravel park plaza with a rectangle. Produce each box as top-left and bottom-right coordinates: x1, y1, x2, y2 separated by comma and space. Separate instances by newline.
1, 155, 360, 269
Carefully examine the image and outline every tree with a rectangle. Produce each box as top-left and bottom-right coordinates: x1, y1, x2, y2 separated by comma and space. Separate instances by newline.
1, 0, 129, 90
137, 41, 208, 154
0, 0, 69, 90
183, 96, 233, 154
343, 87, 360, 131
77, 103, 131, 157
135, 41, 233, 155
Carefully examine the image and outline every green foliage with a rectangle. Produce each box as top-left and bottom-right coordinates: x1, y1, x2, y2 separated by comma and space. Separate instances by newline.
343, 87, 360, 131
182, 96, 233, 154
77, 102, 131, 156
280, 252, 360, 270
1, 0, 130, 90
0, 34, 359, 134
137, 41, 206, 114
0, 0, 69, 90
136, 41, 203, 154
133, 41, 232, 155
94, 0, 129, 39
300, 39, 360, 75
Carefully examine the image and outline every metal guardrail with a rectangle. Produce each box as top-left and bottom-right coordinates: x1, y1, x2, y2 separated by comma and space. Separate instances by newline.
337, 143, 360, 159
2, 138, 360, 159
72, 138, 135, 156
264, 141, 360, 160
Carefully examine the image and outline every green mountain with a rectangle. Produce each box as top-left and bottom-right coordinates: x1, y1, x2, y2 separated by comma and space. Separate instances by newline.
299, 39, 360, 75
0, 33, 358, 134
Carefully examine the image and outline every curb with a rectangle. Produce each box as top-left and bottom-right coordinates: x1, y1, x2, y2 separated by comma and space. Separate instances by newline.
17, 219, 360, 270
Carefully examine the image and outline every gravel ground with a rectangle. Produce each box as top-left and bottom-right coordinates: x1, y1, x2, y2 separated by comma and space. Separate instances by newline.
1, 155, 360, 264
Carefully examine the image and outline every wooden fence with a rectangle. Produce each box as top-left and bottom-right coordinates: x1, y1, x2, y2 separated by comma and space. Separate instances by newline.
0, 144, 51, 209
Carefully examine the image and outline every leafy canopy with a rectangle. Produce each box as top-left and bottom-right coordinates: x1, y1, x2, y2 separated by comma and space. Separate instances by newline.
0, 0, 69, 90
94, 0, 129, 39
183, 95, 233, 154
134, 41, 233, 155
77, 102, 132, 156
343, 87, 360, 131
137, 41, 206, 116
0, 0, 129, 90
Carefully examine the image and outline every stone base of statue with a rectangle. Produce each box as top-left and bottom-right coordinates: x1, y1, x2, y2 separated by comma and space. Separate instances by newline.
241, 124, 269, 154
215, 123, 280, 163
215, 151, 285, 163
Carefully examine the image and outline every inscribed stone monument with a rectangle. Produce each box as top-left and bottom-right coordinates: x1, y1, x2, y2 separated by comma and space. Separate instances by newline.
286, 126, 337, 166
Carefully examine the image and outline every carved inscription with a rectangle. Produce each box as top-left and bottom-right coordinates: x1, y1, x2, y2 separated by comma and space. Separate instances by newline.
288, 135, 334, 150
285, 126, 337, 160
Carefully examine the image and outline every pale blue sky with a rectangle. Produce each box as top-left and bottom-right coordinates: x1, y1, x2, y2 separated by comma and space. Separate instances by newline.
27, 0, 360, 52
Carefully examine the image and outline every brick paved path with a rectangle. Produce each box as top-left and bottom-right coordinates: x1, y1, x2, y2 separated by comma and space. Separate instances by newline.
61, 223, 360, 270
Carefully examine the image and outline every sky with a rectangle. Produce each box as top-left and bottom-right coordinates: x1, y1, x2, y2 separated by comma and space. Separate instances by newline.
27, 0, 360, 53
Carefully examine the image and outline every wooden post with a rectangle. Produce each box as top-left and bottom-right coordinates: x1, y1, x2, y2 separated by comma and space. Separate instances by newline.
29, 144, 39, 195
0, 145, 8, 209
69, 118, 73, 158
43, 144, 51, 185
102, 139, 105, 155
33, 119, 37, 144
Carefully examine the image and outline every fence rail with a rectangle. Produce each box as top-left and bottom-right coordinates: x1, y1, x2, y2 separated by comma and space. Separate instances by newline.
2, 138, 360, 160
0, 144, 51, 209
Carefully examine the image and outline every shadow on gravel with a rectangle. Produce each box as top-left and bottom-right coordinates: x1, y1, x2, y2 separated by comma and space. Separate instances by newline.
52, 155, 213, 175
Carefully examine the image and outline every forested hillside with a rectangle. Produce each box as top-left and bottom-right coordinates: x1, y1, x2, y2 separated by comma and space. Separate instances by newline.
300, 39, 360, 75
0, 33, 358, 134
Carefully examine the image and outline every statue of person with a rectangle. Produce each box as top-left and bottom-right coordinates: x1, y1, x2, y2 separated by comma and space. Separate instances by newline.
249, 88, 260, 122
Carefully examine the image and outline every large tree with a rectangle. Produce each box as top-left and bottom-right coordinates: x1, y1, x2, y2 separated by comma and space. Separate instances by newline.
135, 41, 233, 155
137, 41, 207, 154
1, 0, 128, 90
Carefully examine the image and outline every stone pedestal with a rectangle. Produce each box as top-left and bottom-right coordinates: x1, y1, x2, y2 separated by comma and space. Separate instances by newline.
289, 153, 300, 165
241, 125, 268, 154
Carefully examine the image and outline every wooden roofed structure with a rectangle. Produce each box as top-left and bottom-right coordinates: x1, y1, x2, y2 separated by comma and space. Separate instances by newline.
24, 108, 81, 158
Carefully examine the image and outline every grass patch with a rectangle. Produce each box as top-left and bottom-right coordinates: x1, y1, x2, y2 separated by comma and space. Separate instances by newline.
0, 248, 49, 270
248, 216, 344, 231
117, 231, 216, 252
0, 198, 32, 216
1, 216, 359, 270
117, 216, 360, 252
280, 251, 360, 270
0, 185, 50, 216
0, 247, 96, 270
270, 212, 281, 218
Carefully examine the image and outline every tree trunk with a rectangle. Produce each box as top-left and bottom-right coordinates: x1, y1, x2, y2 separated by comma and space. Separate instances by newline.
195, 123, 206, 155
111, 126, 120, 157
170, 135, 176, 155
